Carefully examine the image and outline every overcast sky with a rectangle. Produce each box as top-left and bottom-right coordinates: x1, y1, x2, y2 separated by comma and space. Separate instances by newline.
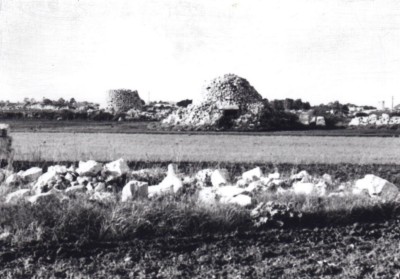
1, 0, 399, 107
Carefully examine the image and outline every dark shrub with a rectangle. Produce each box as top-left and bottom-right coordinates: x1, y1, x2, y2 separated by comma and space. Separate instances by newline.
177, 99, 193, 108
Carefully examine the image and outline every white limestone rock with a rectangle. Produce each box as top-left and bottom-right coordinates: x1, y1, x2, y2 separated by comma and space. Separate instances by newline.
293, 182, 315, 195
236, 178, 248, 187
21, 167, 43, 182
352, 175, 399, 199
215, 186, 245, 198
322, 174, 333, 185
48, 165, 68, 174
64, 173, 74, 182
151, 164, 183, 196
211, 169, 229, 187
76, 160, 103, 176
33, 170, 58, 194
27, 189, 67, 204
195, 169, 214, 187
94, 182, 106, 192
5, 174, 21, 186
104, 158, 129, 176
242, 167, 262, 182
197, 187, 217, 205
86, 182, 94, 192
268, 172, 280, 179
148, 184, 176, 197
5, 189, 31, 203
122, 180, 149, 202
293, 181, 326, 196
183, 176, 195, 185
77, 176, 90, 185
291, 170, 312, 182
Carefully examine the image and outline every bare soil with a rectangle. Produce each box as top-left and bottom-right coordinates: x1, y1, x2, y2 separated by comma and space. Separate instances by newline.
1, 220, 400, 278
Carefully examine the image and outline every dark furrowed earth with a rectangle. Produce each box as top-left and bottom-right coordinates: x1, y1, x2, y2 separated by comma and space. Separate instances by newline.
1, 220, 400, 278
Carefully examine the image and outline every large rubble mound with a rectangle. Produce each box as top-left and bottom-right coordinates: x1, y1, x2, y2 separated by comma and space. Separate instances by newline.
162, 74, 266, 130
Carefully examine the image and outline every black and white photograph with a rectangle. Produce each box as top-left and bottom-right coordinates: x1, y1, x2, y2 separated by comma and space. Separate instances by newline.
1, 0, 400, 278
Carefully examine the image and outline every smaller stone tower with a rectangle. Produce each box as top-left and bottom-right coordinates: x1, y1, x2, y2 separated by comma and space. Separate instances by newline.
107, 89, 145, 112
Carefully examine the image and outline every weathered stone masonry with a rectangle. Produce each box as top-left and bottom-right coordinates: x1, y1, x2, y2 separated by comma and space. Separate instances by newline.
107, 89, 145, 113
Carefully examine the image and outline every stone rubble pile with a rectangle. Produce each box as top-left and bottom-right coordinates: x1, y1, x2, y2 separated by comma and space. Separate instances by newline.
349, 114, 400, 126
107, 89, 145, 113
162, 74, 267, 130
1, 159, 399, 207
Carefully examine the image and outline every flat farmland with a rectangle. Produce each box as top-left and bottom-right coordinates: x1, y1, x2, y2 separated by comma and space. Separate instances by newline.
11, 132, 400, 164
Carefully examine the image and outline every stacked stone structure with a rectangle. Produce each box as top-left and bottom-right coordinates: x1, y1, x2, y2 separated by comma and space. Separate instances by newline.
0, 124, 13, 168
162, 74, 266, 130
107, 89, 145, 113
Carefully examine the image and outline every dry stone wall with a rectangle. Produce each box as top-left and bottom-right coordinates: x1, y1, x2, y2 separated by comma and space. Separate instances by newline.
107, 89, 145, 113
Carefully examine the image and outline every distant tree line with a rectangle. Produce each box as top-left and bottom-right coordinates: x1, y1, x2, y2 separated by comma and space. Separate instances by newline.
0, 109, 115, 121
268, 98, 311, 111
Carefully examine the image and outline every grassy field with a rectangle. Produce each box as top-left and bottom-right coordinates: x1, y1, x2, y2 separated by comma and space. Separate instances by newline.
11, 132, 400, 164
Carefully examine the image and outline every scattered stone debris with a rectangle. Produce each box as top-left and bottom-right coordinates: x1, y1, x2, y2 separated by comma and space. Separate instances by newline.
1, 161, 399, 206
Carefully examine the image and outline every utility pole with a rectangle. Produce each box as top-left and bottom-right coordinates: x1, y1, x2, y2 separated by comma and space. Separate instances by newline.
392, 96, 394, 111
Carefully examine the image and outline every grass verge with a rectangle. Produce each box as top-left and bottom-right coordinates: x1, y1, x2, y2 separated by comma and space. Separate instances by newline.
1, 191, 399, 247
